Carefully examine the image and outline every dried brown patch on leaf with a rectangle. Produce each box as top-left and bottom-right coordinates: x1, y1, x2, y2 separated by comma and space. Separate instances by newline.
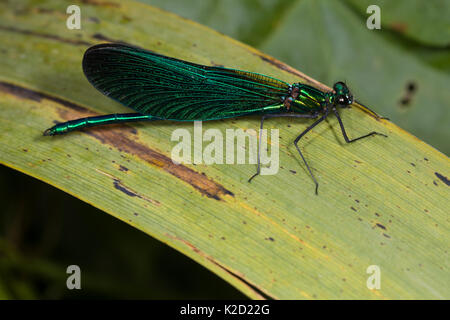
0, 25, 91, 46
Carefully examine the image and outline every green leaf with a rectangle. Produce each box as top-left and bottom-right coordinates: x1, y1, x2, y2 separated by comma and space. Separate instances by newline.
0, 0, 449, 299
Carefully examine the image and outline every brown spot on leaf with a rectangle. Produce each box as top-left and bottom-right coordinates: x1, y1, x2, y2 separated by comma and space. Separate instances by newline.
88, 127, 235, 200
0, 25, 91, 46
376, 223, 386, 230
390, 22, 408, 33
110, 177, 160, 206
435, 172, 449, 186
88, 17, 100, 24
91, 33, 134, 46
0, 81, 87, 112
80, 0, 120, 7
253, 52, 327, 91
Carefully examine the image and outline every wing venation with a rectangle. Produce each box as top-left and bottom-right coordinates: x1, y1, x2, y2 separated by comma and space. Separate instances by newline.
82, 44, 289, 120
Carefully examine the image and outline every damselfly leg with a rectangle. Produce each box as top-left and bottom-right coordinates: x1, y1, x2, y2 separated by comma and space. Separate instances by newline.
248, 112, 320, 192
333, 108, 387, 143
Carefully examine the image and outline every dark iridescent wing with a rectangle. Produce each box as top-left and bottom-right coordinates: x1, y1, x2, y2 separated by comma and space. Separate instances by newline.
82, 43, 289, 121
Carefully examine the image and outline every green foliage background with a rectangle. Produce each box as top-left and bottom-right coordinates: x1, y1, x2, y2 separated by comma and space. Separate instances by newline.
0, 0, 448, 299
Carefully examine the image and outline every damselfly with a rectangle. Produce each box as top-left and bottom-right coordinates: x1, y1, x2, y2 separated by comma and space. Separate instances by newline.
44, 43, 387, 194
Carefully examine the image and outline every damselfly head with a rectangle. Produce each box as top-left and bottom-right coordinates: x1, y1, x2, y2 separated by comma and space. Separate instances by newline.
333, 81, 353, 107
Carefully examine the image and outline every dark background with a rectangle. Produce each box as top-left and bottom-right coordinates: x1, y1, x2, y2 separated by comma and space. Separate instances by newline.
0, 0, 448, 299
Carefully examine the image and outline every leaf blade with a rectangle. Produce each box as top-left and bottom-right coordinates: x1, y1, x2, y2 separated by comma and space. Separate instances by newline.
0, 0, 448, 299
